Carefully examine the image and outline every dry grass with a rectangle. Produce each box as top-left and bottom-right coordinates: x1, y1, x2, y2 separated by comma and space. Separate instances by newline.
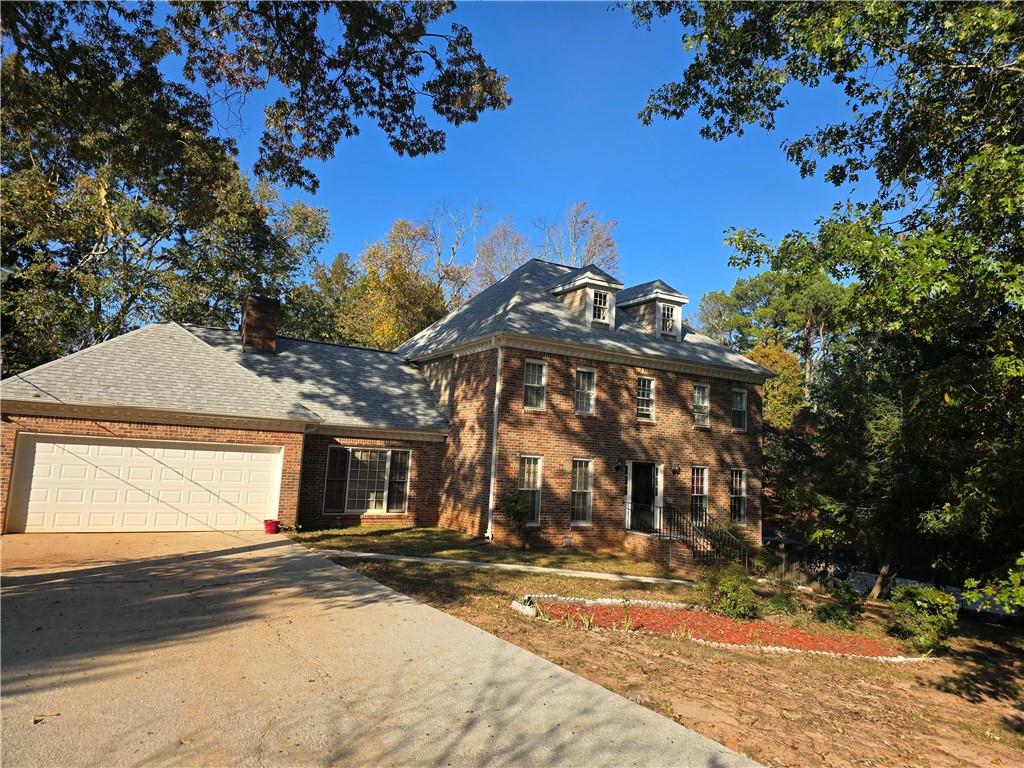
341, 558, 1024, 768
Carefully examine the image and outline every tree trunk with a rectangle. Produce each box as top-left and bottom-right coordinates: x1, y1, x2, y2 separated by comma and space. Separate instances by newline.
868, 539, 897, 599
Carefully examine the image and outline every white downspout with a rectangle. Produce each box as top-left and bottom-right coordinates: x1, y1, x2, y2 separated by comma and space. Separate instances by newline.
485, 341, 503, 538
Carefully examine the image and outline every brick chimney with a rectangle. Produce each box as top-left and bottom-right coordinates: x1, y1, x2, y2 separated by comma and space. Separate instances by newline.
241, 295, 281, 353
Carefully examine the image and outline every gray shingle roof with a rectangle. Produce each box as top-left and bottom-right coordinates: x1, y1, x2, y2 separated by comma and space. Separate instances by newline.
1, 323, 318, 423
185, 326, 449, 432
395, 259, 771, 379
616, 279, 688, 306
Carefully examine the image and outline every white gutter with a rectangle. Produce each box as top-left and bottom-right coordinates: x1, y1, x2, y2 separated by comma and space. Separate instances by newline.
485, 340, 504, 539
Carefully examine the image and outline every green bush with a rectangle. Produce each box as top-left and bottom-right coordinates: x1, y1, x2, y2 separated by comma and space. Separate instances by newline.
811, 578, 864, 628
886, 584, 960, 652
499, 493, 531, 549
763, 579, 801, 616
700, 563, 761, 619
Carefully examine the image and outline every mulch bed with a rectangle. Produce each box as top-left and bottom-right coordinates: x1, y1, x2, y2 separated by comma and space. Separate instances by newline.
537, 601, 905, 657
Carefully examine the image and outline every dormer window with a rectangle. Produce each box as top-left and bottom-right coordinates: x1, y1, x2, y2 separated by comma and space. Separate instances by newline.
660, 304, 676, 335
592, 291, 609, 323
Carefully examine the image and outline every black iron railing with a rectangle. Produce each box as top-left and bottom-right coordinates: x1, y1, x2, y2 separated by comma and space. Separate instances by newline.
624, 501, 753, 571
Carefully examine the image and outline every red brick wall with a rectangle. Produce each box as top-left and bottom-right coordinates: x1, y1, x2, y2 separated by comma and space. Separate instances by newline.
438, 348, 498, 536
0, 412, 304, 533
297, 433, 444, 529
489, 347, 763, 549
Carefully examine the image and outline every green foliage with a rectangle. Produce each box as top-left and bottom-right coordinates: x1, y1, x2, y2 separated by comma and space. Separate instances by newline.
811, 579, 864, 629
763, 580, 801, 616
500, 493, 532, 550
886, 584, 960, 653
746, 342, 806, 428
700, 564, 761, 620
964, 553, 1024, 614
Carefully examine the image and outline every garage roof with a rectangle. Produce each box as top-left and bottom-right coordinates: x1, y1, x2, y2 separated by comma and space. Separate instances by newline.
1, 323, 319, 424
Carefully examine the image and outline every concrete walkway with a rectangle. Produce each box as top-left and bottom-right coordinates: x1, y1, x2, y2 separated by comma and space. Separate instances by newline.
2, 532, 755, 767
326, 548, 698, 586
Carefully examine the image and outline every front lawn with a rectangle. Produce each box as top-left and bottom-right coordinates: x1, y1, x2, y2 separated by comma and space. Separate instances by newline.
290, 525, 683, 579
340, 558, 1024, 768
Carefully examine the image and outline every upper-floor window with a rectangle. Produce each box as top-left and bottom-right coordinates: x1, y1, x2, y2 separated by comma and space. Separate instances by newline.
519, 455, 542, 525
690, 466, 708, 525
731, 388, 748, 430
693, 383, 710, 427
574, 367, 596, 415
636, 376, 655, 420
592, 290, 609, 323
730, 469, 747, 523
571, 458, 593, 525
524, 360, 546, 409
660, 304, 676, 336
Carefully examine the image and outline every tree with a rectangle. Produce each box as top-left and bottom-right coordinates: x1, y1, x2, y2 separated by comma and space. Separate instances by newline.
633, 1, 1024, 585
280, 253, 359, 344
746, 342, 805, 429
2, 1, 510, 193
538, 201, 620, 274
469, 218, 531, 295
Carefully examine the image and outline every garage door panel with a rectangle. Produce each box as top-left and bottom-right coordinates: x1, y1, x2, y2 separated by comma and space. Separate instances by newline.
7, 435, 283, 532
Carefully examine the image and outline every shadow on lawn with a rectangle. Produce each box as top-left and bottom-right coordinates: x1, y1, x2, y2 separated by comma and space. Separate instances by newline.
930, 615, 1024, 733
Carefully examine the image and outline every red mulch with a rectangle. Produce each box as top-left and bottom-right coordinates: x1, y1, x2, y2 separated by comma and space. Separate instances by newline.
538, 602, 906, 657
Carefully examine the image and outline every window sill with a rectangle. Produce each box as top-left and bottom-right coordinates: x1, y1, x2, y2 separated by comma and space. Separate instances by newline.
525, 523, 541, 529
570, 522, 592, 528
636, 417, 656, 425
524, 406, 547, 413
731, 428, 748, 434
693, 424, 711, 431
574, 412, 597, 418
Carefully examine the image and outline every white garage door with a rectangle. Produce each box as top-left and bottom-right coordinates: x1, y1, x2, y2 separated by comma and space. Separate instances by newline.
6, 434, 283, 532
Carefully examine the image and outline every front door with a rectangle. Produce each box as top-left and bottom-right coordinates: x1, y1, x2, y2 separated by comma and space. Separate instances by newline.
629, 462, 657, 532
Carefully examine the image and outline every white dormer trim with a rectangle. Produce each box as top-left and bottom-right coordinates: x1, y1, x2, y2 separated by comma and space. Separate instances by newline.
550, 272, 623, 296
586, 287, 615, 328
617, 289, 691, 309
657, 301, 683, 341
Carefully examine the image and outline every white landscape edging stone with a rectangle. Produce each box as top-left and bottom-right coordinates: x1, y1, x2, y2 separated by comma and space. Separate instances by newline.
512, 594, 937, 664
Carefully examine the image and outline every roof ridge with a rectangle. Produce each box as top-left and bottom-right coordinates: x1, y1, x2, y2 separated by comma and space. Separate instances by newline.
179, 322, 401, 355
2, 323, 166, 383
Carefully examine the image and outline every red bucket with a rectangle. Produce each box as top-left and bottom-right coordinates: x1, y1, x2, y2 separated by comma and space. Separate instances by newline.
264, 519, 279, 535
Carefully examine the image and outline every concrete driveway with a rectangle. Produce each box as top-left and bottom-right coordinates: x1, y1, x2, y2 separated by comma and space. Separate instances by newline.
1, 532, 756, 767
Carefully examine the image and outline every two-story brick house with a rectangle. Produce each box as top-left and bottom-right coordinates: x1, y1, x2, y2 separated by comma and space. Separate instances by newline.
0, 259, 770, 566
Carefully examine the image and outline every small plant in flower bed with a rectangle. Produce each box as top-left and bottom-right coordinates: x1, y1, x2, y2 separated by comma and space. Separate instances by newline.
763, 579, 801, 616
534, 599, 904, 657
699, 563, 761, 619
886, 584, 960, 653
811, 577, 864, 629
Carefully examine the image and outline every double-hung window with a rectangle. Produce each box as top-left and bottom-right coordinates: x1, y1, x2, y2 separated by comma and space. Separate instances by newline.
731, 388, 748, 430
636, 376, 655, 420
730, 469, 747, 523
693, 383, 710, 427
592, 290, 609, 323
574, 367, 596, 415
325, 447, 412, 514
524, 360, 546, 409
519, 455, 542, 525
570, 459, 593, 525
690, 466, 708, 525
660, 304, 676, 336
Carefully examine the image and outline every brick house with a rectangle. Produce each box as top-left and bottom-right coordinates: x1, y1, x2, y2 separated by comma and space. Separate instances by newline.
1, 259, 770, 564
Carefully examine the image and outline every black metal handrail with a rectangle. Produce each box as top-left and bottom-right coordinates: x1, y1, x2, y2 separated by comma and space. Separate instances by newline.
624, 501, 753, 571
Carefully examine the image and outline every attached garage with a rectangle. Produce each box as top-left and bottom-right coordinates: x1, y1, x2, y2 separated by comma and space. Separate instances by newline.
6, 434, 284, 533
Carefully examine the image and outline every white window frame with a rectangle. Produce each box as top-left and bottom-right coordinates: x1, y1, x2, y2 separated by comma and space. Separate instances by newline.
331, 446, 412, 515
657, 302, 681, 340
693, 383, 710, 428
574, 367, 597, 415
731, 388, 748, 431
585, 287, 616, 328
730, 468, 747, 523
591, 290, 609, 323
570, 458, 593, 526
519, 454, 543, 526
636, 376, 656, 420
690, 465, 708, 526
523, 359, 547, 410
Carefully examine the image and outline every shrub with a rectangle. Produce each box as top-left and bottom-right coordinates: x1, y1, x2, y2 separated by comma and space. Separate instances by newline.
811, 577, 864, 628
887, 584, 960, 652
700, 563, 761, 619
763, 579, 801, 616
500, 493, 531, 549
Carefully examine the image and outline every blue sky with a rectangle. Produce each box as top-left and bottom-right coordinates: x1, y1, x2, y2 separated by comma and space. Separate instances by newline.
224, 2, 864, 307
